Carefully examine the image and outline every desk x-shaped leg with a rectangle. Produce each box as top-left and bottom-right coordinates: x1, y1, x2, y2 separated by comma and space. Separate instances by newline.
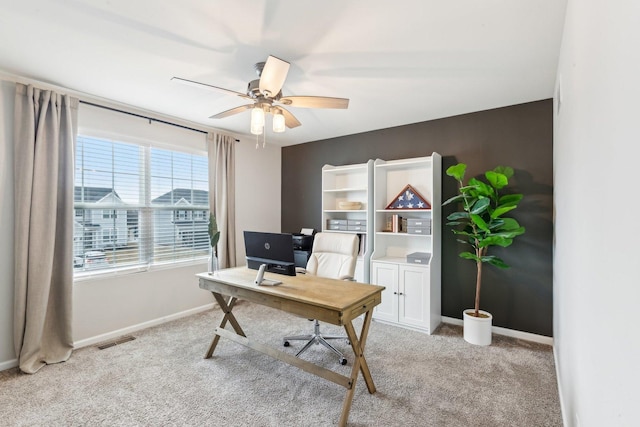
339, 308, 376, 427
204, 293, 246, 359
202, 289, 376, 427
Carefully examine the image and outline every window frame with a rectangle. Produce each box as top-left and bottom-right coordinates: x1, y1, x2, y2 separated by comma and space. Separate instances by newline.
73, 134, 210, 280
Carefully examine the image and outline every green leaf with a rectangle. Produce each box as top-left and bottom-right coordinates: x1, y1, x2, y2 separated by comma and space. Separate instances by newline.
494, 166, 514, 179
483, 255, 510, 268
447, 211, 470, 221
499, 227, 526, 238
485, 171, 508, 189
460, 252, 481, 262
491, 204, 517, 219
470, 214, 490, 232
478, 235, 513, 248
488, 219, 505, 230
446, 163, 467, 181
459, 184, 480, 192
442, 194, 465, 206
468, 178, 494, 197
470, 197, 490, 214
498, 217, 520, 231
499, 193, 523, 206
208, 214, 220, 248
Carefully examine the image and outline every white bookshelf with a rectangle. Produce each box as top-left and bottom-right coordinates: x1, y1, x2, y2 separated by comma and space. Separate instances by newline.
370, 154, 441, 334
321, 160, 374, 283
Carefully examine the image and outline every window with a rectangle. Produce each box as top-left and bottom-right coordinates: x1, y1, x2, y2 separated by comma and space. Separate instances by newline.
74, 135, 209, 275
102, 228, 118, 245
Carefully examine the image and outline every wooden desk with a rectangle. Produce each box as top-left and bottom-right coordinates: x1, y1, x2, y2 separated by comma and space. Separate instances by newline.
197, 267, 384, 427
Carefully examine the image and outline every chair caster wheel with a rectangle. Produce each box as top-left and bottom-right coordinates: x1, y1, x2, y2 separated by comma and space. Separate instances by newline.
283, 341, 290, 347
340, 358, 347, 365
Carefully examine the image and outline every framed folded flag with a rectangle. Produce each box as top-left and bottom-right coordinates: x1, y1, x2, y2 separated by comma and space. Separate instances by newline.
385, 184, 431, 209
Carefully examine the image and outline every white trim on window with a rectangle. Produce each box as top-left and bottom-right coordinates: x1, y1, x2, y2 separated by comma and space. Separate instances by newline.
74, 135, 209, 278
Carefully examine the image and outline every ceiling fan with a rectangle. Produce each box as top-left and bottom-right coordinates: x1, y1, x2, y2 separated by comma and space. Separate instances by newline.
172, 55, 349, 133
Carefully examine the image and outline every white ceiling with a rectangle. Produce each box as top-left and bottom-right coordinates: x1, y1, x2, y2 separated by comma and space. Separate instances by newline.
0, 0, 567, 146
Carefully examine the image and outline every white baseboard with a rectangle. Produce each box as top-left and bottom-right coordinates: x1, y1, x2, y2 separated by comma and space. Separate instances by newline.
441, 316, 554, 346
73, 303, 215, 349
0, 304, 215, 372
0, 358, 18, 372
553, 346, 570, 427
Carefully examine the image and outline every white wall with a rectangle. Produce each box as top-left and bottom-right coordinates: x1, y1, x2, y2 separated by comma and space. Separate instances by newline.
73, 265, 212, 344
0, 81, 15, 369
234, 138, 282, 263
554, 1, 640, 426
0, 85, 282, 368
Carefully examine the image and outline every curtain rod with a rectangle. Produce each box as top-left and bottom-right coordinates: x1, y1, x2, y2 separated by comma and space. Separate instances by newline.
79, 100, 240, 142
0, 71, 239, 141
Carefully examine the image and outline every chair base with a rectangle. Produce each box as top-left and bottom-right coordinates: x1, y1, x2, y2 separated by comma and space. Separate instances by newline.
283, 319, 348, 365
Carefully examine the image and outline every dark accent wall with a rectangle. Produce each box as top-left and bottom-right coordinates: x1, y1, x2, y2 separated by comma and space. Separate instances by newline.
282, 100, 553, 336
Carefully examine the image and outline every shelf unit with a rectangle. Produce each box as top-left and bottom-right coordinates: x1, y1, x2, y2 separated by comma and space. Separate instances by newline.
321, 161, 374, 283
370, 154, 441, 334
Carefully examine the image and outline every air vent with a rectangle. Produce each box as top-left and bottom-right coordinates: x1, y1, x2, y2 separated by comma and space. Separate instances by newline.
96, 335, 136, 350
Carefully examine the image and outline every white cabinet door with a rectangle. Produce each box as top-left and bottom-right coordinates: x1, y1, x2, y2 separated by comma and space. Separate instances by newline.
371, 262, 398, 323
398, 265, 430, 330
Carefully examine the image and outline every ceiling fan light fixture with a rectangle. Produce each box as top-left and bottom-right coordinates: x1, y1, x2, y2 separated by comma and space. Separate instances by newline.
250, 107, 265, 135
173, 55, 349, 137
272, 110, 286, 133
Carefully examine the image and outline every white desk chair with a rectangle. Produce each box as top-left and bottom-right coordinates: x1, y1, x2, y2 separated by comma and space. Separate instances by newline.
283, 232, 359, 365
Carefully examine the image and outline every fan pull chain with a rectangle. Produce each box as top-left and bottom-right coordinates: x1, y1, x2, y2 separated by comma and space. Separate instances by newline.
255, 124, 267, 149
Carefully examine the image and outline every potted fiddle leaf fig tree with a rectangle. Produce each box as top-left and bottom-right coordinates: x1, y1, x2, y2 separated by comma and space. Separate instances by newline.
208, 213, 220, 274
443, 163, 525, 345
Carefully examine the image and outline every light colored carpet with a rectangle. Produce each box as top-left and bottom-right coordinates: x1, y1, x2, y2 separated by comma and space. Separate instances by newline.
0, 301, 562, 426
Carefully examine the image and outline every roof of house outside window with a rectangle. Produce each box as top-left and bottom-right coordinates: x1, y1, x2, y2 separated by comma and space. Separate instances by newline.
152, 188, 209, 206
74, 186, 121, 203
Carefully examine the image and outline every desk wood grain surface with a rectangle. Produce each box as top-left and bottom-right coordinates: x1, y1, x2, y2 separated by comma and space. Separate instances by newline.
198, 267, 385, 326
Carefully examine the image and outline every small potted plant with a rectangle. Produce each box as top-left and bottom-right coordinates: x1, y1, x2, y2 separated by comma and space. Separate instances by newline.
208, 213, 220, 274
443, 163, 525, 345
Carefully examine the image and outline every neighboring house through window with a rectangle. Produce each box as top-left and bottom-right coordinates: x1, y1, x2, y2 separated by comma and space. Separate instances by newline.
74, 135, 209, 274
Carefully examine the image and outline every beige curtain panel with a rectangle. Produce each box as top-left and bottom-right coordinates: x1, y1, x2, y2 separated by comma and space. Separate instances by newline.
207, 132, 236, 269
13, 84, 78, 374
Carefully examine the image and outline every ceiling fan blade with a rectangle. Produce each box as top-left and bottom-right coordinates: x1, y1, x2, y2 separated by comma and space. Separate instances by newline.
277, 107, 301, 129
209, 104, 254, 119
259, 56, 290, 98
172, 77, 252, 100
278, 96, 349, 109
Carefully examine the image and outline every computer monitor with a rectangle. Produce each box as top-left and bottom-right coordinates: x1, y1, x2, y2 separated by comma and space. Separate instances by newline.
244, 231, 296, 276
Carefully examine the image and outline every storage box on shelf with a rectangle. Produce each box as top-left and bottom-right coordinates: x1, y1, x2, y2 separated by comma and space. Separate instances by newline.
321, 160, 374, 283
370, 154, 442, 334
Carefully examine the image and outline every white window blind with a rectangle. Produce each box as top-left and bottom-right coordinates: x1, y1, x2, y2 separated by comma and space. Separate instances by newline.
74, 135, 209, 275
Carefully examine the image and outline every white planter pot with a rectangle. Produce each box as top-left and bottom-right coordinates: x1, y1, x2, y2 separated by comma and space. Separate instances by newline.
463, 309, 493, 346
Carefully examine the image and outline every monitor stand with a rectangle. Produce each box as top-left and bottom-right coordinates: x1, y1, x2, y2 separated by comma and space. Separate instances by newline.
258, 278, 282, 286
254, 264, 282, 286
